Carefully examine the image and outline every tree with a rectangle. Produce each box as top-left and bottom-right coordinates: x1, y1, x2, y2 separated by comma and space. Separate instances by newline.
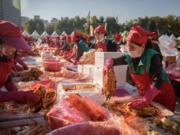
24, 18, 44, 34
106, 17, 120, 36
46, 23, 56, 35
99, 16, 104, 25
51, 18, 58, 24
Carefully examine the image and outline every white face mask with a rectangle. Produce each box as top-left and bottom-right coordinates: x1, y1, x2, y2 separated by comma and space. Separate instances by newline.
128, 50, 142, 58
2, 48, 8, 56
2, 47, 14, 56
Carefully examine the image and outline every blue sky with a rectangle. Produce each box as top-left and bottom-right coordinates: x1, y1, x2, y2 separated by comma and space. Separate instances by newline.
21, 0, 180, 23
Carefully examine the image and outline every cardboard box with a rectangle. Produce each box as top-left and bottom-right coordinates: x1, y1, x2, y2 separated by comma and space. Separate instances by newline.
93, 65, 128, 88
77, 65, 84, 73
83, 65, 95, 78
95, 52, 124, 67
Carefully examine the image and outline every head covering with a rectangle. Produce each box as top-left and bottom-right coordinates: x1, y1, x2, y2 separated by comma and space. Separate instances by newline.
114, 33, 122, 41
86, 35, 94, 42
94, 25, 106, 34
66, 35, 71, 42
60, 35, 66, 40
71, 32, 82, 42
150, 32, 158, 41
126, 26, 150, 46
0, 21, 31, 50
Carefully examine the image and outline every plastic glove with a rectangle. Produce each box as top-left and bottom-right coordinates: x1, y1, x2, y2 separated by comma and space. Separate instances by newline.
129, 85, 160, 110
16, 56, 28, 70
73, 60, 78, 65
0, 91, 40, 104
13, 64, 24, 71
177, 55, 180, 67
103, 58, 114, 75
5, 80, 18, 92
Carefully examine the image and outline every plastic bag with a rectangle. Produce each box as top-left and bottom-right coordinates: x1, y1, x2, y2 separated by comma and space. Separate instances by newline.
47, 121, 121, 135
159, 35, 179, 56
47, 100, 90, 130
159, 35, 176, 49
64, 94, 109, 121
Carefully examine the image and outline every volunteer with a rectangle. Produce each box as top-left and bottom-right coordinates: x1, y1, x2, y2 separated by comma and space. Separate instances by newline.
94, 25, 116, 52
69, 32, 89, 65
0, 21, 40, 103
104, 26, 176, 112
86, 35, 95, 49
113, 33, 123, 52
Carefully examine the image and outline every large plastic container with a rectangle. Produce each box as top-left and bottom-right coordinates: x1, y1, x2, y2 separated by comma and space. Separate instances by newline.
42, 59, 64, 72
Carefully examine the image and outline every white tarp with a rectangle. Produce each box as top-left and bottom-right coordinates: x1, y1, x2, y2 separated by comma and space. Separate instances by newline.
159, 35, 179, 56
61, 31, 67, 36
177, 36, 180, 40
169, 34, 176, 40
22, 31, 30, 37
51, 31, 59, 37
41, 31, 49, 37
31, 30, 40, 39
71, 32, 74, 36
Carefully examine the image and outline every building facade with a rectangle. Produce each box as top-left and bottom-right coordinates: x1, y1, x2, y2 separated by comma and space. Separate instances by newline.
0, 0, 21, 26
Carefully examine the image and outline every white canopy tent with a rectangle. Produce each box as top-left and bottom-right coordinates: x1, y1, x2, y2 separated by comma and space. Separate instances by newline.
22, 31, 30, 37
51, 31, 59, 37
31, 30, 40, 39
71, 32, 74, 36
61, 31, 67, 36
169, 34, 176, 40
177, 36, 180, 40
41, 31, 49, 37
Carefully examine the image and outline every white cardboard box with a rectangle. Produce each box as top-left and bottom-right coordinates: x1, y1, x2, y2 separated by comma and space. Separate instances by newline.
83, 65, 95, 78
93, 65, 128, 88
95, 52, 124, 67
77, 65, 84, 73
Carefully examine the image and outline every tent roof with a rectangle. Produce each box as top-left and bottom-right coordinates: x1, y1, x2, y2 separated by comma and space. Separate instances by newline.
22, 31, 30, 36
61, 31, 67, 36
31, 30, 40, 38
51, 31, 59, 37
41, 31, 49, 37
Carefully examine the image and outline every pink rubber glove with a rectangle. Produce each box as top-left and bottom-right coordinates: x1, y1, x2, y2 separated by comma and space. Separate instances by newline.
73, 60, 78, 65
103, 58, 114, 75
13, 64, 24, 71
5, 80, 18, 92
177, 55, 180, 67
0, 91, 40, 104
16, 56, 28, 70
129, 85, 160, 110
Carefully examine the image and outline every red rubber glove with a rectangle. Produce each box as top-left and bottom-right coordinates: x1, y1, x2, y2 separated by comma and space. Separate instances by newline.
13, 64, 24, 71
5, 80, 18, 92
0, 91, 40, 104
103, 58, 114, 75
129, 85, 160, 110
16, 56, 28, 70
73, 60, 78, 65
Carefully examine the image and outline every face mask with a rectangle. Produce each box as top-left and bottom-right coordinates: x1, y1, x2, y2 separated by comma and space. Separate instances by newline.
128, 50, 142, 58
2, 47, 14, 56
2, 48, 8, 56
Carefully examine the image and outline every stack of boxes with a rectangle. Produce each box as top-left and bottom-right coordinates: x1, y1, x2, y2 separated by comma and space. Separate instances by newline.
78, 52, 128, 88
94, 52, 128, 88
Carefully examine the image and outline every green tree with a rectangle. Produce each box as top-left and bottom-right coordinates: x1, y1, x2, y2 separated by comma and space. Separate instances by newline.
46, 23, 55, 35
24, 18, 44, 34
106, 17, 120, 36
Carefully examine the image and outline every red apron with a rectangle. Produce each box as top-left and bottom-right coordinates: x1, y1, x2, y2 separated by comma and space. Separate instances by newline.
0, 56, 14, 88
130, 66, 176, 112
95, 42, 107, 52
